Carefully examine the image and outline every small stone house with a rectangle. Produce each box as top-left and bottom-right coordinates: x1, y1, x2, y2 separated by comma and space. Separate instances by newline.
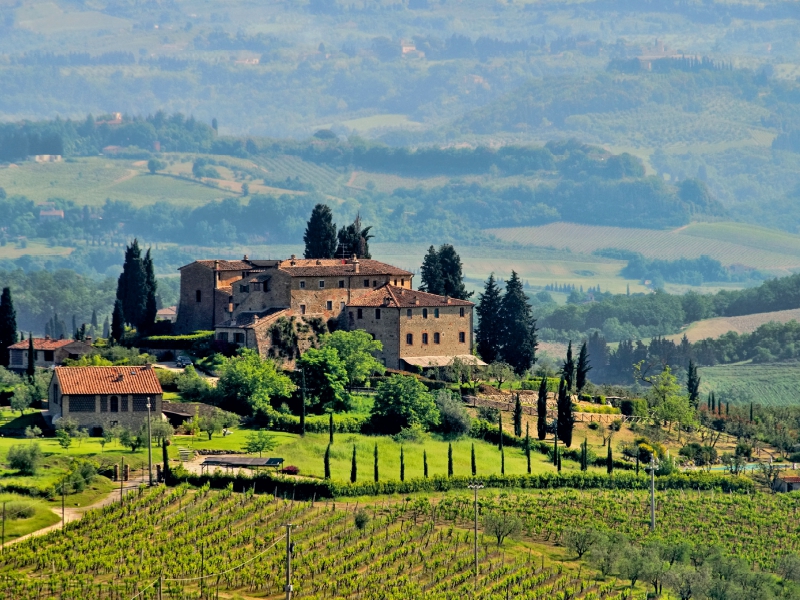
48, 365, 163, 435
773, 475, 800, 493
7, 338, 94, 373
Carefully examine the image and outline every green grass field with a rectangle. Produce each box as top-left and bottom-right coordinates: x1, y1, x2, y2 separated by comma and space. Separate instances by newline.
0, 493, 60, 541
0, 240, 73, 260
699, 361, 800, 405
487, 221, 800, 273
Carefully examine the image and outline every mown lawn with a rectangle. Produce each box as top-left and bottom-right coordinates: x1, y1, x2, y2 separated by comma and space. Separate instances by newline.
0, 493, 61, 541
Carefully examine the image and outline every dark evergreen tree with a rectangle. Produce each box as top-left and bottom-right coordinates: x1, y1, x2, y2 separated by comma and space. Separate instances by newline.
26, 333, 35, 378
102, 315, 110, 339
576, 342, 591, 393
709, 392, 715, 412
562, 341, 575, 393
303, 204, 338, 259
475, 274, 503, 364
111, 299, 124, 343
553, 425, 558, 466
419, 245, 444, 295
525, 423, 531, 474
556, 375, 574, 448
537, 376, 548, 441
513, 393, 523, 437
501, 447, 505, 475
448, 442, 453, 477
116, 239, 147, 330
350, 444, 357, 483
71, 315, 77, 339
91, 308, 98, 330
374, 443, 379, 482
336, 214, 372, 259
686, 360, 701, 407
499, 271, 538, 374
580, 438, 588, 472
607, 444, 613, 475
471, 443, 476, 476
142, 248, 158, 333
329, 412, 334, 445
423, 449, 429, 478
498, 411, 503, 450
557, 449, 561, 472
400, 446, 405, 482
324, 444, 331, 479
749, 402, 754, 423
437, 244, 472, 300
0, 287, 17, 368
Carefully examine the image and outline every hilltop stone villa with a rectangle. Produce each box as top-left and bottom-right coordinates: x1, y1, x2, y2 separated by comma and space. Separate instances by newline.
174, 255, 482, 370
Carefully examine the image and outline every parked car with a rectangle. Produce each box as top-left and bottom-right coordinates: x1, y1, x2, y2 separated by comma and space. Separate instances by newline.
176, 356, 193, 368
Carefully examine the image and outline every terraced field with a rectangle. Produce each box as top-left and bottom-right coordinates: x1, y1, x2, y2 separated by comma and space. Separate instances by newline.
488, 221, 800, 272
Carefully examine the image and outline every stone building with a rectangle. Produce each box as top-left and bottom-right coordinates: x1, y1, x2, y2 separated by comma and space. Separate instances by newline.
7, 338, 94, 373
48, 365, 162, 435
176, 254, 479, 369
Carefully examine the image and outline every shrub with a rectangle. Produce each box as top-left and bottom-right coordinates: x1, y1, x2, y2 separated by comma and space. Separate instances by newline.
7, 444, 42, 475
434, 390, 471, 437
354, 508, 370, 530
392, 424, 427, 444
140, 331, 214, 350
477, 406, 499, 422
620, 398, 648, 416
280, 465, 300, 475
6, 501, 35, 520
267, 412, 366, 434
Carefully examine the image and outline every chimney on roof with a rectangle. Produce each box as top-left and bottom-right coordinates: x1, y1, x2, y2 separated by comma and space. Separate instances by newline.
44, 335, 50, 340
214, 260, 220, 270
414, 298, 419, 305
291, 254, 296, 260
290, 254, 296, 266
316, 259, 322, 265
352, 254, 360, 273
243, 254, 249, 261
446, 297, 451, 304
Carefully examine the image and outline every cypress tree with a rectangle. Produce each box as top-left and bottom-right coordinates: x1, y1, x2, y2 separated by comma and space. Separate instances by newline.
726, 402, 729, 416
749, 402, 754, 423
26, 333, 35, 378
0, 287, 17, 368
710, 392, 715, 413
71, 315, 77, 339
513, 393, 523, 438
324, 444, 331, 479
686, 360, 700, 407
537, 376, 548, 441
607, 444, 613, 475
501, 447, 505, 475
556, 376, 574, 448
400, 446, 405, 482
102, 315, 110, 339
635, 453, 640, 476
557, 449, 561, 472
580, 438, 588, 472
142, 248, 158, 333
350, 445, 357, 483
116, 239, 147, 329
423, 450, 428, 478
437, 244, 472, 300
374, 443, 379, 482
471, 443, 476, 476
499, 271, 538, 374
475, 273, 504, 364
329, 412, 334, 445
419, 245, 445, 296
525, 423, 531, 475
303, 203, 338, 259
498, 412, 503, 450
111, 300, 124, 344
562, 342, 575, 393
553, 426, 558, 467
91, 308, 98, 330
576, 341, 591, 393
448, 442, 453, 477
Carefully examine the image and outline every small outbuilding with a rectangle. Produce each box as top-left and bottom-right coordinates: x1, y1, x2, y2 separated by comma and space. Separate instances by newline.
773, 475, 800, 493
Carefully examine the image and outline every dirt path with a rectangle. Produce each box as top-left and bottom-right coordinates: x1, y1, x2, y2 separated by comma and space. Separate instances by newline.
8, 483, 141, 546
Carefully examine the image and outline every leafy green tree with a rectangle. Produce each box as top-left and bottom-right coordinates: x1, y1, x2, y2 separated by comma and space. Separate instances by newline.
11, 384, 32, 415
216, 349, 295, 416
475, 274, 503, 364
576, 341, 591, 393
303, 203, 338, 259
0, 287, 17, 368
483, 510, 521, 546
563, 528, 601, 559
199, 410, 224, 440
320, 329, 384, 387
147, 158, 165, 174
56, 429, 72, 449
244, 430, 277, 457
110, 300, 124, 343
513, 393, 523, 437
556, 375, 574, 447
499, 271, 538, 374
419, 245, 444, 295
336, 214, 372, 259
434, 389, 471, 437
370, 375, 439, 434
7, 443, 42, 475
537, 376, 548, 440
686, 360, 700, 407
176, 365, 214, 403
607, 444, 613, 474
296, 347, 350, 413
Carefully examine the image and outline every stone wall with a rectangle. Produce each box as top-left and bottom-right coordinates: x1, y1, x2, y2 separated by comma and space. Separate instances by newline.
50, 387, 162, 433
399, 305, 473, 361
175, 263, 217, 333
347, 306, 400, 368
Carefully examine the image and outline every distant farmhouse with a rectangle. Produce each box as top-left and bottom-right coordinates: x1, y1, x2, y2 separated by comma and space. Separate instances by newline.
174, 255, 480, 370
7, 337, 93, 373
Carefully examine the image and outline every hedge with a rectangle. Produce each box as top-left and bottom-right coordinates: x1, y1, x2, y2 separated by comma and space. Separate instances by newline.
140, 331, 214, 350
268, 413, 367, 434
167, 468, 755, 500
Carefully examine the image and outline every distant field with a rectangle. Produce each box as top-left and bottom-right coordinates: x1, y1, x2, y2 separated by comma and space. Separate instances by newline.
337, 113, 424, 133
488, 222, 800, 272
666, 308, 800, 343
699, 361, 800, 406
0, 240, 73, 260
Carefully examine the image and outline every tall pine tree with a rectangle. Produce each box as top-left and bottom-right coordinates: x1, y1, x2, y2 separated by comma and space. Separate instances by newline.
142, 248, 158, 333
303, 204, 338, 259
111, 299, 124, 343
0, 287, 17, 368
576, 341, 591, 393
536, 376, 548, 440
438, 244, 472, 300
556, 375, 574, 448
562, 341, 575, 393
686, 360, 700, 408
419, 245, 444, 295
475, 274, 503, 364
498, 271, 537, 374
116, 240, 147, 330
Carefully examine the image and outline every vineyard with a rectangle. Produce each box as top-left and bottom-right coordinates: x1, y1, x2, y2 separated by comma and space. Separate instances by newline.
698, 361, 800, 405
487, 222, 800, 272
3, 484, 799, 599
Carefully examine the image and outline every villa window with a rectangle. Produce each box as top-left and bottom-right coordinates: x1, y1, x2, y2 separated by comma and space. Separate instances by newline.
196, 290, 202, 302
433, 332, 440, 344
459, 332, 466, 343
406, 333, 413, 345
422, 333, 428, 345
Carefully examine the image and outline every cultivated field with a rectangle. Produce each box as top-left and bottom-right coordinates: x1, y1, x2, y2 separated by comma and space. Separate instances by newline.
698, 361, 800, 405
487, 222, 800, 272
667, 308, 800, 343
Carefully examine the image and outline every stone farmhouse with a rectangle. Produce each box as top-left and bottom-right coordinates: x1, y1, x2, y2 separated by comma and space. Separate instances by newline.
7, 337, 93, 373
175, 255, 481, 370
48, 365, 163, 435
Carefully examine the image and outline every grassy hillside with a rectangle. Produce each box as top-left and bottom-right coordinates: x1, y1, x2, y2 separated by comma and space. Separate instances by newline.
699, 361, 800, 405
488, 222, 800, 273
667, 307, 800, 343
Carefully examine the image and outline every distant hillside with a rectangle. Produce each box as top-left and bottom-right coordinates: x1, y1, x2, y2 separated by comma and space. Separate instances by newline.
667, 308, 800, 343
699, 362, 800, 406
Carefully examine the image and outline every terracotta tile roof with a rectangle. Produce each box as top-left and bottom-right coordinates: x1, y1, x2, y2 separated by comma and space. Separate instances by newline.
8, 338, 82, 350
277, 258, 412, 277
54, 366, 162, 395
182, 260, 254, 271
216, 308, 288, 329
780, 476, 800, 483
347, 284, 474, 308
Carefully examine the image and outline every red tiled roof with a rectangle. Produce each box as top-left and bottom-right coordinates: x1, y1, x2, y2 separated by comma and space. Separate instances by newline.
347, 284, 473, 308
55, 366, 162, 395
182, 260, 254, 271
278, 258, 412, 277
8, 338, 81, 350
780, 476, 800, 483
